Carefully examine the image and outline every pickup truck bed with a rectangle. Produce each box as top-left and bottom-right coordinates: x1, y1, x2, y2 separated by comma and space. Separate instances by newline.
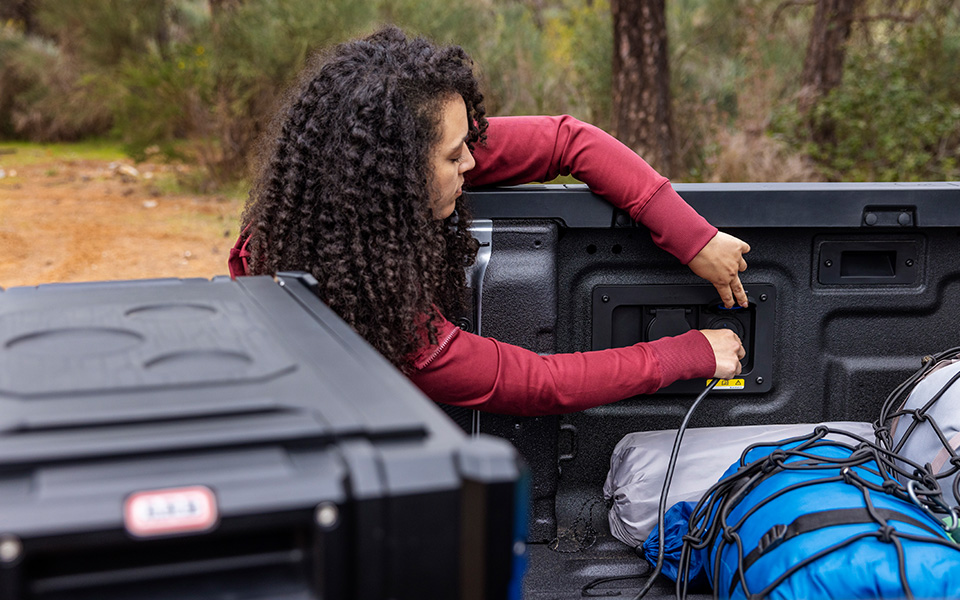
461, 182, 960, 599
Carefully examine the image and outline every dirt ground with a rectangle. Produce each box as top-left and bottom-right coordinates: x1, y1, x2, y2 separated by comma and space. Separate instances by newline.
0, 155, 244, 289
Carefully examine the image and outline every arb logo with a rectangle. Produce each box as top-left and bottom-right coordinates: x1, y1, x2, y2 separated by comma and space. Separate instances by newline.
124, 486, 219, 538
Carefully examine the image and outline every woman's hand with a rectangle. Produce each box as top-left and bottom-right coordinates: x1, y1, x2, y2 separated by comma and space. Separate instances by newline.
700, 328, 745, 379
688, 232, 751, 308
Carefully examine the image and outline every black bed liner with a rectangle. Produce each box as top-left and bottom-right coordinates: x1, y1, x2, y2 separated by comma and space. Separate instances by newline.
462, 182, 960, 599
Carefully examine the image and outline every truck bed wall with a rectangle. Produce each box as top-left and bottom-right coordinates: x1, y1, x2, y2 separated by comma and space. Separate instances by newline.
464, 183, 960, 541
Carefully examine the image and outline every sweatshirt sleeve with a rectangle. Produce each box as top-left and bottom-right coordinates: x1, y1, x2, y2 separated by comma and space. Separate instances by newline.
467, 115, 717, 264
409, 317, 716, 416
228, 227, 252, 278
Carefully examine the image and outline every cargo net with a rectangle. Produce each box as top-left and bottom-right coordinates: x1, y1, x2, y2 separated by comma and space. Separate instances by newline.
673, 350, 960, 600
876, 346, 960, 510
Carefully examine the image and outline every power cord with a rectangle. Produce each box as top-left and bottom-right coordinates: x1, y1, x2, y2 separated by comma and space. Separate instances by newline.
582, 379, 719, 598
631, 378, 718, 600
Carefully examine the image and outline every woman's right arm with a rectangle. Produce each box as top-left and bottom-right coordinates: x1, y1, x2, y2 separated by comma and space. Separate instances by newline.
467, 115, 716, 265
467, 115, 751, 307
408, 315, 722, 416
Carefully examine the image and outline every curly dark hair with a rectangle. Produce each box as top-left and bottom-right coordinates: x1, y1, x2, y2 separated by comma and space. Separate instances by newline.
241, 26, 486, 372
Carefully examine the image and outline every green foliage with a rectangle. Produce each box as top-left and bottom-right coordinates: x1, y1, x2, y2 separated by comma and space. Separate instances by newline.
544, 0, 612, 128
212, 0, 374, 94
775, 21, 960, 181
115, 0, 375, 182
668, 0, 745, 180
670, 0, 746, 118
668, 0, 815, 181
35, 0, 171, 66
0, 23, 112, 141
474, 4, 551, 116
5, 0, 960, 185
377, 0, 488, 49
452, 0, 612, 129
111, 41, 212, 162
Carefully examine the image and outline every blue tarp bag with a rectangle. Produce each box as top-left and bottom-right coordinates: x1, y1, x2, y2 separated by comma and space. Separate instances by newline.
640, 501, 705, 585
646, 427, 960, 599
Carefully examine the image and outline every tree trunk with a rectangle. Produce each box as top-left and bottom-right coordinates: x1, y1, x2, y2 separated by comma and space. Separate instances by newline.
611, 0, 673, 177
798, 0, 862, 116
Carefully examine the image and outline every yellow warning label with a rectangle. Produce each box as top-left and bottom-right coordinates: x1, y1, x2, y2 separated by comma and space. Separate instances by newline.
706, 378, 745, 390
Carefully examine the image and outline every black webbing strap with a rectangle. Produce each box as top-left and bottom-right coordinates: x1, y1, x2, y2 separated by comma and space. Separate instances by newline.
729, 507, 943, 597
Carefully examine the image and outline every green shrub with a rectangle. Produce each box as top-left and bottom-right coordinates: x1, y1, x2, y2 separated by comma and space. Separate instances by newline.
0, 0, 636, 183
1, 0, 825, 185
111, 0, 375, 184
35, 0, 171, 67
111, 41, 212, 163
773, 22, 960, 181
0, 24, 113, 141
543, 0, 612, 128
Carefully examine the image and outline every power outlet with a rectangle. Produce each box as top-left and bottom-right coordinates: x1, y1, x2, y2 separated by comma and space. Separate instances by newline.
592, 284, 775, 394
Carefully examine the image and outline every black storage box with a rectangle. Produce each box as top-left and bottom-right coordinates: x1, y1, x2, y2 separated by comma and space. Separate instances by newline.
0, 274, 526, 600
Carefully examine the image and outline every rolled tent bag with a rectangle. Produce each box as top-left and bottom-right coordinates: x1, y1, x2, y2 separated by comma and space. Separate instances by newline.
646, 427, 960, 600
878, 348, 960, 508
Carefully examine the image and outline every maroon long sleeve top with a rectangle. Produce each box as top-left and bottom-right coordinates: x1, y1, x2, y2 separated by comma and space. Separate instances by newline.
229, 115, 718, 416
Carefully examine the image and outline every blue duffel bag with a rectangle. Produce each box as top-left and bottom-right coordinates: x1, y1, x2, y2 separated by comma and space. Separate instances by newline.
647, 427, 960, 600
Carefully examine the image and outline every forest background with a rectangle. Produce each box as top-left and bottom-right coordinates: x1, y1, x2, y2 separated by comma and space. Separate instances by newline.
1, 0, 959, 286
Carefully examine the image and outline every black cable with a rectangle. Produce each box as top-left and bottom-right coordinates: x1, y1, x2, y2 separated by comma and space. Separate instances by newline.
581, 570, 652, 596
628, 379, 719, 600
581, 380, 720, 598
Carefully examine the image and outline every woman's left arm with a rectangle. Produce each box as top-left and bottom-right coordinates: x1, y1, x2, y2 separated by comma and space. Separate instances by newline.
467, 116, 749, 307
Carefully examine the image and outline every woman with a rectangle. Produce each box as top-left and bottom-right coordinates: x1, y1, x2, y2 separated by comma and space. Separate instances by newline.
231, 26, 748, 416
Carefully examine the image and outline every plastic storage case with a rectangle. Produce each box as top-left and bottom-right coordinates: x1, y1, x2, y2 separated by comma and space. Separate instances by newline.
0, 274, 525, 600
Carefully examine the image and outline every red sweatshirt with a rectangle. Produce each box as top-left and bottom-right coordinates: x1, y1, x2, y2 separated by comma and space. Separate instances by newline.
229, 115, 719, 416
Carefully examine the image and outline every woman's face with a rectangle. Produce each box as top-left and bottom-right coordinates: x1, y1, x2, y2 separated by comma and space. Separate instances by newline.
429, 95, 475, 220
